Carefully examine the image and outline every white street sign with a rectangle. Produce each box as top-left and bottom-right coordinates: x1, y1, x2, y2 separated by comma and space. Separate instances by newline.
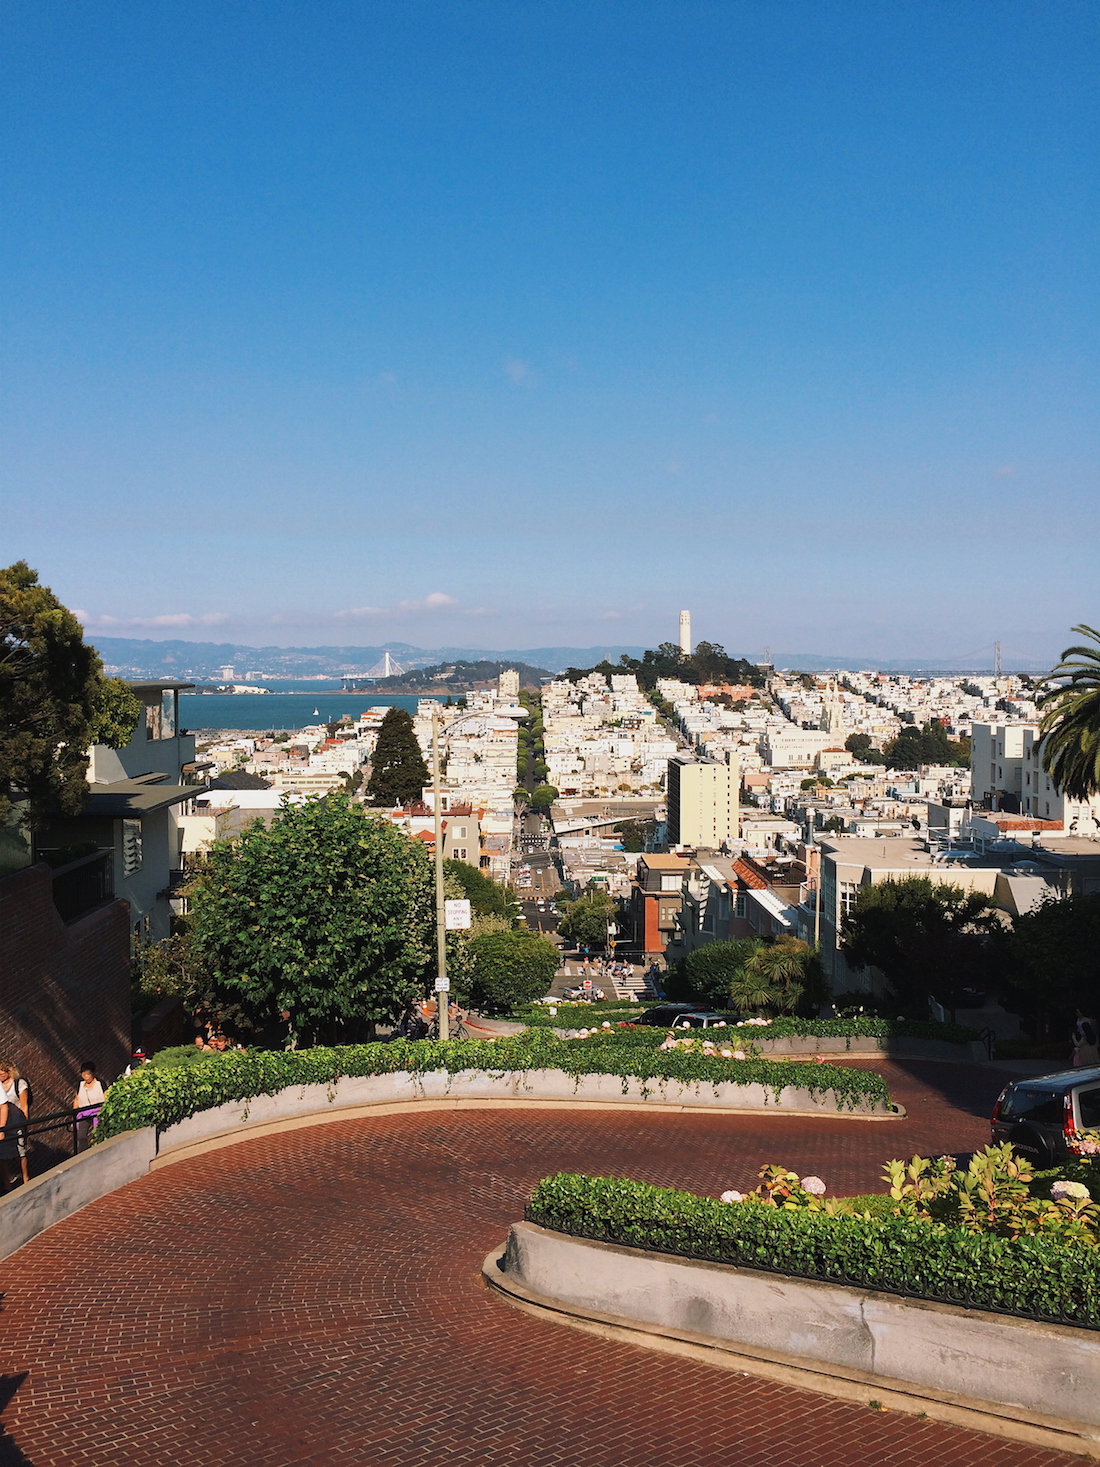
444, 899, 472, 930
434, 978, 450, 992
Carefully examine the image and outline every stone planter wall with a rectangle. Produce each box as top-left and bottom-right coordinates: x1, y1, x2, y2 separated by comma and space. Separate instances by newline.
496, 1220, 1100, 1451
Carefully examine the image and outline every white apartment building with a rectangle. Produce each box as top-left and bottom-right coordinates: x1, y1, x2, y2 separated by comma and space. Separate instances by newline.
972, 720, 1100, 833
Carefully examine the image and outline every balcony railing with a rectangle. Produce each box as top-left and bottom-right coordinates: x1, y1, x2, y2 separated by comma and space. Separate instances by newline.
50, 850, 115, 924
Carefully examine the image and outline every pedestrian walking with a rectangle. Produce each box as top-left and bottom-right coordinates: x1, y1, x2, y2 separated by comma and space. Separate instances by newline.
72, 1062, 105, 1152
0, 1060, 29, 1186
1072, 1009, 1100, 1068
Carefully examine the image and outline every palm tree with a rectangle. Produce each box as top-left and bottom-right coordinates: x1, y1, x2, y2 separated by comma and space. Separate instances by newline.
731, 937, 812, 1015
1037, 625, 1100, 801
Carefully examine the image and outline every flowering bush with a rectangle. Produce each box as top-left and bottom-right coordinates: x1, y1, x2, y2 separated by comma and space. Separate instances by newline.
886, 1145, 1100, 1244
527, 1173, 1100, 1327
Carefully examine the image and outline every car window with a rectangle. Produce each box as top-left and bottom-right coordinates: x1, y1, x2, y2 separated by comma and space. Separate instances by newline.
1000, 1087, 1063, 1124
1077, 1087, 1100, 1129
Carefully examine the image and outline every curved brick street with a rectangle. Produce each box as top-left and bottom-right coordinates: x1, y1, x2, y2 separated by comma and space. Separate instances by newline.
0, 1059, 1079, 1466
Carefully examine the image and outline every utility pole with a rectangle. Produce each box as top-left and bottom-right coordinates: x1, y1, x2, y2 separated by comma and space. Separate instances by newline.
431, 706, 449, 1041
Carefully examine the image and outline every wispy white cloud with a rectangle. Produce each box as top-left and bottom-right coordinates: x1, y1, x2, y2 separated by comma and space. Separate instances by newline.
504, 357, 533, 385
76, 611, 228, 630
600, 603, 645, 621
333, 592, 462, 620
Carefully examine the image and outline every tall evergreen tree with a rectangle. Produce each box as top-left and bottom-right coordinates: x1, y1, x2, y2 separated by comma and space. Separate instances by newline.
366, 707, 430, 806
0, 561, 139, 827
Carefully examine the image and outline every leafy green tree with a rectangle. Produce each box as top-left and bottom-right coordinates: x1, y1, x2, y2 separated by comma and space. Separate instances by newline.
841, 877, 1000, 1013
1037, 624, 1100, 800
529, 784, 558, 809
89, 677, 142, 748
1004, 891, 1100, 1039
614, 817, 655, 852
679, 938, 763, 1008
365, 707, 429, 806
883, 720, 969, 770
443, 858, 518, 923
844, 732, 886, 764
0, 561, 136, 828
189, 794, 445, 1042
734, 937, 824, 1014
467, 928, 560, 1013
557, 889, 617, 948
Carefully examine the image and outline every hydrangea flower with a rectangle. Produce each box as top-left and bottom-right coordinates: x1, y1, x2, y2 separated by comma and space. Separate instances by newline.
800, 1176, 827, 1196
1052, 1180, 1091, 1202
719, 1049, 733, 1058
601, 1021, 611, 1029
732, 1050, 746, 1061
719, 1190, 744, 1203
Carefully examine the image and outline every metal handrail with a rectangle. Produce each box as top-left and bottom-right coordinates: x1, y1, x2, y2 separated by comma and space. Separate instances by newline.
979, 1026, 997, 1061
6, 1104, 103, 1157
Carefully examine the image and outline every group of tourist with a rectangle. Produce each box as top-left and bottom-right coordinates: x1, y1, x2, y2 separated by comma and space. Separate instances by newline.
393, 997, 467, 1040
0, 1057, 105, 1195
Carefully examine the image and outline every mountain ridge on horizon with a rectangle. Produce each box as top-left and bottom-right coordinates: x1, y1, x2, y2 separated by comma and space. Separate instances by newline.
88, 635, 1049, 679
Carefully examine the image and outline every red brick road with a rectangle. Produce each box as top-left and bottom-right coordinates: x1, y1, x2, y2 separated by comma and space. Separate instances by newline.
0, 1060, 1075, 1466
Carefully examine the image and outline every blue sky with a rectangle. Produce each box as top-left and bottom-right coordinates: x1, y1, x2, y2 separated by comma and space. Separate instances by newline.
2, 1, 1097, 664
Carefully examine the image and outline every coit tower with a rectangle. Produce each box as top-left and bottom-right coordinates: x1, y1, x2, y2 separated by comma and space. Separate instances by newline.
678, 609, 691, 655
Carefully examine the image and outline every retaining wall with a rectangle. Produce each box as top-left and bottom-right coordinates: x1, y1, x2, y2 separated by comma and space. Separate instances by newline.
0, 1065, 896, 1262
496, 1220, 1100, 1453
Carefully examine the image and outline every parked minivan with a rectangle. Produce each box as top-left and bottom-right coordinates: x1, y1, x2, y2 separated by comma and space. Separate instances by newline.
990, 1067, 1100, 1164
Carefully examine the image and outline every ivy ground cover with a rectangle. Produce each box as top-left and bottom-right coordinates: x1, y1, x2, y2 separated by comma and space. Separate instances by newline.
96, 1030, 891, 1139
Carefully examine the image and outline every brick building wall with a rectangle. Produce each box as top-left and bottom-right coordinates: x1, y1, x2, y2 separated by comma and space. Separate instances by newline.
0, 864, 130, 1118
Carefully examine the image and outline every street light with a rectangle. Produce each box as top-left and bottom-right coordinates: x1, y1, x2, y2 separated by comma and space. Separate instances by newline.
430, 701, 527, 1040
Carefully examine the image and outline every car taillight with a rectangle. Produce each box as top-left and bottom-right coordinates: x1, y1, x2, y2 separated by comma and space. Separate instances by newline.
1064, 1092, 1077, 1139
991, 1089, 1007, 1123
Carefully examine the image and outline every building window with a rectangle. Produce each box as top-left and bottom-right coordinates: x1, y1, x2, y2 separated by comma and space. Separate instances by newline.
161, 689, 178, 737
122, 819, 143, 876
840, 880, 859, 918
734, 891, 747, 919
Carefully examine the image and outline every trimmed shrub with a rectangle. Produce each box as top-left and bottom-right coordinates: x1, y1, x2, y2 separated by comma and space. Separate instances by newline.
526, 1173, 1100, 1328
95, 1031, 891, 1140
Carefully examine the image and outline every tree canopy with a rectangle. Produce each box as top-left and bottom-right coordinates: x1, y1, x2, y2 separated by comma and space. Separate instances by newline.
0, 561, 138, 827
1004, 891, 1100, 1039
443, 858, 518, 923
189, 794, 448, 1042
467, 928, 560, 1013
529, 783, 558, 809
840, 877, 1000, 1013
1037, 624, 1100, 801
674, 938, 763, 1008
563, 642, 764, 692
366, 707, 429, 806
881, 720, 970, 770
557, 888, 618, 948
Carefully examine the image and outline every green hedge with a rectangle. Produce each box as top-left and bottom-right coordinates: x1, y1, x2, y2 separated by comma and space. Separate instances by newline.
517, 1005, 981, 1045
526, 1174, 1100, 1329
96, 1032, 891, 1140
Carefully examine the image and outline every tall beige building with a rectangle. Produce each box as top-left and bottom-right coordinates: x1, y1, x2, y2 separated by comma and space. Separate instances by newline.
666, 752, 739, 847
678, 609, 692, 655
497, 667, 520, 699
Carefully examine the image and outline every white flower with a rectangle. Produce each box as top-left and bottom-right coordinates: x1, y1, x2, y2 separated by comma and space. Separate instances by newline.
732, 1050, 746, 1061
548, 1007, 557, 1016
578, 1028, 589, 1037
800, 1176, 827, 1196
719, 1049, 733, 1058
719, 1190, 744, 1203
602, 1021, 611, 1029
1052, 1180, 1090, 1202
715, 1020, 727, 1027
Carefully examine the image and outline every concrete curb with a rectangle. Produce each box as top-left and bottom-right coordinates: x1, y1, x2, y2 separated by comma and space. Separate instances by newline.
0, 1068, 899, 1260
486, 1223, 1100, 1459
0, 1128, 156, 1262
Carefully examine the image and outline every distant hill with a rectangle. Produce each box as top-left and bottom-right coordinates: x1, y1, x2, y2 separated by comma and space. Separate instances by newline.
350, 659, 551, 693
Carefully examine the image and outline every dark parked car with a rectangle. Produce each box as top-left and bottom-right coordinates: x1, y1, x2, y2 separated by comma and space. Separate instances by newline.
637, 1005, 741, 1030
990, 1068, 1100, 1164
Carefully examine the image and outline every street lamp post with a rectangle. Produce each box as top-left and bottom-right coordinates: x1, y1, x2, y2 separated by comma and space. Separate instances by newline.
430, 700, 528, 1041
431, 705, 450, 1041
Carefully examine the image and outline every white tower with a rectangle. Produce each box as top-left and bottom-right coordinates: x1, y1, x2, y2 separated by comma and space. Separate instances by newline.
678, 610, 691, 656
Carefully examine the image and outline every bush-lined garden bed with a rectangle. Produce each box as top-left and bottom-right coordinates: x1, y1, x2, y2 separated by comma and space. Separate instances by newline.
526, 1171, 1100, 1329
97, 1031, 892, 1140
517, 1005, 981, 1046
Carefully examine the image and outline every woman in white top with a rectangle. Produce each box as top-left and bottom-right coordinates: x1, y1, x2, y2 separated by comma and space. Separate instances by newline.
72, 1062, 105, 1152
0, 1059, 29, 1190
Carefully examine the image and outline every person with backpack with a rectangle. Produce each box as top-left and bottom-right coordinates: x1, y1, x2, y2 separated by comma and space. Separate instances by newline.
1072, 1009, 1099, 1068
0, 1060, 29, 1187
